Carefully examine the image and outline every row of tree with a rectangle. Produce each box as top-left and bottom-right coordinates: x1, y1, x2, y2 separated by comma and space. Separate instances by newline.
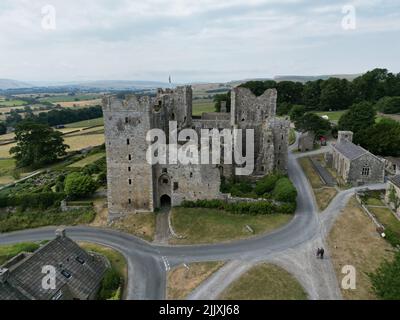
291, 101, 400, 157
214, 68, 400, 114
4, 105, 102, 128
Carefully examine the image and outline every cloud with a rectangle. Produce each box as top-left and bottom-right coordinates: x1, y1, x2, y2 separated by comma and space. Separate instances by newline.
0, 0, 399, 82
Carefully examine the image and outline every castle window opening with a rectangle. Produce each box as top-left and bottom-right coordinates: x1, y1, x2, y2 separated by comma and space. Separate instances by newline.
127, 138, 130, 145
173, 182, 179, 190
128, 199, 131, 204
162, 168, 168, 173
163, 178, 169, 184
128, 167, 131, 172
190, 172, 193, 178
128, 154, 131, 160
125, 117, 128, 124
129, 179, 132, 185
362, 166, 370, 176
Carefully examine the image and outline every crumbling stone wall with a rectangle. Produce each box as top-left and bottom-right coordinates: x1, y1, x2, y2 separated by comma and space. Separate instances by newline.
103, 85, 289, 217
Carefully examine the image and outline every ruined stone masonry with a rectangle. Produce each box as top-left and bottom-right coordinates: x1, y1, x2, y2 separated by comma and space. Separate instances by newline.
103, 86, 289, 218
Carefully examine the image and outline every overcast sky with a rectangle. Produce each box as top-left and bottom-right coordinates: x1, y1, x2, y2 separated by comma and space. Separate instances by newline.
0, 0, 399, 83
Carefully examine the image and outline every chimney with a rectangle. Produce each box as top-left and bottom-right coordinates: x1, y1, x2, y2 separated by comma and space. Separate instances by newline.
0, 268, 9, 284
55, 228, 66, 238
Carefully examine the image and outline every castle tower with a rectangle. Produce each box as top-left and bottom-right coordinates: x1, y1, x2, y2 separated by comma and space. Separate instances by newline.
337, 131, 353, 144
102, 94, 155, 218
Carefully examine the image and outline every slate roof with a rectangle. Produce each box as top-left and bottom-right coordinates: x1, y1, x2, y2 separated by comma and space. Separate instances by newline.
390, 175, 400, 188
0, 230, 108, 300
332, 140, 368, 160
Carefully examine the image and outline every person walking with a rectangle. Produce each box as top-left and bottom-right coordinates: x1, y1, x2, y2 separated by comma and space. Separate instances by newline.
320, 248, 325, 259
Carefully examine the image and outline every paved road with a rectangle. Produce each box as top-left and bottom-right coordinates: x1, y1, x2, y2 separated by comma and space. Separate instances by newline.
0, 134, 386, 300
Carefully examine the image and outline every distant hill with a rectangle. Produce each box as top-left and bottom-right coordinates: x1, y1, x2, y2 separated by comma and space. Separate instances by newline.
273, 74, 361, 83
0, 79, 32, 90
74, 80, 172, 90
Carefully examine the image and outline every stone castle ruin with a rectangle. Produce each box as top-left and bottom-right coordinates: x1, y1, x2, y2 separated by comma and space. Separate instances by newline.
102, 86, 289, 218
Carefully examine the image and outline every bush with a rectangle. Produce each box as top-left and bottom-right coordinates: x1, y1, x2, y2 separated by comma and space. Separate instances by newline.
98, 268, 121, 300
369, 252, 400, 300
64, 172, 97, 199
0, 192, 65, 209
273, 178, 297, 203
181, 199, 295, 215
376, 96, 400, 114
384, 227, 400, 247
254, 173, 282, 195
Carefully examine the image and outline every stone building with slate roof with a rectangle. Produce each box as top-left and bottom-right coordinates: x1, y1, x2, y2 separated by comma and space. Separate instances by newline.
0, 229, 108, 300
328, 131, 385, 186
385, 175, 400, 218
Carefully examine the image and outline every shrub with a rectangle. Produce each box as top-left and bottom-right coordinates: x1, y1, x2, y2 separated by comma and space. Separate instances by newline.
273, 178, 297, 203
254, 173, 282, 195
369, 252, 400, 300
0, 192, 65, 209
64, 172, 97, 199
384, 227, 400, 248
98, 268, 121, 300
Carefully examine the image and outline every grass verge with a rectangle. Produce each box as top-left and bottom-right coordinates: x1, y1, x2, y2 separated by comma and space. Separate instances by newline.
219, 263, 307, 300
0, 208, 96, 233
167, 262, 224, 300
111, 212, 156, 242
0, 242, 41, 265
170, 208, 292, 245
327, 197, 395, 300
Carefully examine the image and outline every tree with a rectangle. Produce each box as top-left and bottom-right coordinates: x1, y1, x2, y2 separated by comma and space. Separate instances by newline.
303, 80, 322, 109
10, 121, 69, 168
294, 112, 331, 138
356, 118, 400, 157
289, 105, 306, 122
213, 92, 231, 112
338, 101, 376, 138
369, 252, 400, 300
64, 172, 97, 199
375, 96, 400, 114
319, 78, 354, 110
0, 122, 6, 135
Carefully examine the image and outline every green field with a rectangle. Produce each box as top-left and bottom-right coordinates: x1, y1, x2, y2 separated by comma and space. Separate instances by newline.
192, 99, 215, 116
315, 110, 346, 122
39, 94, 100, 103
0, 99, 27, 107
65, 117, 104, 128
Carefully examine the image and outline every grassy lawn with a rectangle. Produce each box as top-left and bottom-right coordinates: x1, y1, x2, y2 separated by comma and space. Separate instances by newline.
111, 212, 156, 242
314, 187, 338, 211
79, 242, 127, 299
65, 117, 104, 128
0, 208, 96, 233
327, 197, 394, 300
299, 157, 324, 188
68, 152, 105, 168
0, 242, 41, 266
369, 206, 400, 239
170, 208, 293, 245
167, 262, 224, 300
192, 100, 215, 116
315, 110, 346, 122
219, 263, 307, 300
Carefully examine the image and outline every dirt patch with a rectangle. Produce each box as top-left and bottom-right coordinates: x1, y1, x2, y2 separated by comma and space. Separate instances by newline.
327, 197, 395, 300
111, 212, 156, 242
167, 262, 224, 300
